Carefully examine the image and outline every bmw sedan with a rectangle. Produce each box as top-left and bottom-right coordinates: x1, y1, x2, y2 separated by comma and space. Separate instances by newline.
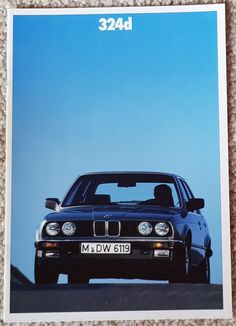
34, 172, 212, 284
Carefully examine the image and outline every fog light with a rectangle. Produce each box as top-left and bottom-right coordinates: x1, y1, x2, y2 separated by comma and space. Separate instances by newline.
154, 249, 170, 257
45, 250, 60, 258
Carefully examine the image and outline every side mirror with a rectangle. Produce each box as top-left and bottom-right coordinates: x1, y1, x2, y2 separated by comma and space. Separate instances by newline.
187, 198, 204, 211
45, 198, 60, 211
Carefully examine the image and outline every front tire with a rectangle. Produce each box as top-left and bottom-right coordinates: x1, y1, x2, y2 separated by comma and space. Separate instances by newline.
194, 254, 210, 283
169, 245, 192, 283
68, 272, 89, 284
34, 258, 59, 284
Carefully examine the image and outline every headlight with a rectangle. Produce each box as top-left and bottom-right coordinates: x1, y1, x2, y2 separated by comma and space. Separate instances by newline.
46, 222, 60, 236
155, 222, 170, 236
138, 222, 153, 236
62, 222, 76, 236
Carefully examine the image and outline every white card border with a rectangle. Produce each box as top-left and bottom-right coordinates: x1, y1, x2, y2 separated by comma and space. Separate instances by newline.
4, 4, 232, 322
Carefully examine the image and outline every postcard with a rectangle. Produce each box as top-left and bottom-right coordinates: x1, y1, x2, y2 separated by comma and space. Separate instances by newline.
4, 4, 232, 322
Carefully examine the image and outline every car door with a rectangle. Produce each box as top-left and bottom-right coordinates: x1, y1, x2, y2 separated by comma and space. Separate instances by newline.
180, 180, 208, 255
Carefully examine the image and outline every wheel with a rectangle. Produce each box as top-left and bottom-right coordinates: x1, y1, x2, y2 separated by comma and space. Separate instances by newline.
198, 255, 210, 283
193, 254, 210, 283
169, 245, 192, 283
68, 272, 89, 284
183, 245, 191, 280
34, 258, 59, 284
202, 255, 211, 283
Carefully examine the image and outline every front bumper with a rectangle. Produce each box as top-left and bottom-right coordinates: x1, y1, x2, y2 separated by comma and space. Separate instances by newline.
35, 239, 184, 279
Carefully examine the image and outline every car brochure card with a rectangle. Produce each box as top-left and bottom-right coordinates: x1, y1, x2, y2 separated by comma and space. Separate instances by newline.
5, 4, 232, 322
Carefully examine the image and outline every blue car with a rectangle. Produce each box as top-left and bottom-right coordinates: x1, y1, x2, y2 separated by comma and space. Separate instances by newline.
34, 172, 212, 284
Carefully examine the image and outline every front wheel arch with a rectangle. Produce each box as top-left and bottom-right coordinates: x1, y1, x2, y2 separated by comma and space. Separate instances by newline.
184, 229, 192, 249
204, 235, 211, 251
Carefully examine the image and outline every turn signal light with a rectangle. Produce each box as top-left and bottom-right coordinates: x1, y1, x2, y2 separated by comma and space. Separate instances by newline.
43, 242, 59, 248
152, 242, 168, 249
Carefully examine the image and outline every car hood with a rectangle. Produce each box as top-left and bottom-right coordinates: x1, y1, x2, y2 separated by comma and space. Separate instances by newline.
46, 205, 182, 222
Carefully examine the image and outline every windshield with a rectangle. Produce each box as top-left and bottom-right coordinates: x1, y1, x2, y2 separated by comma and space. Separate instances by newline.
62, 174, 181, 208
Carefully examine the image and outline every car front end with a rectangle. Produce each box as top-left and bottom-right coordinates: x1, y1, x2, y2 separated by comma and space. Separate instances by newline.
35, 209, 185, 282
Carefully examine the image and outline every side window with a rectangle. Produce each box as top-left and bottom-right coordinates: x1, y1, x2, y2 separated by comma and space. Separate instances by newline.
178, 180, 189, 203
181, 181, 194, 200
180, 180, 200, 214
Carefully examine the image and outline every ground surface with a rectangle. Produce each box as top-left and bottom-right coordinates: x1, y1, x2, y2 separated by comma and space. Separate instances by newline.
10, 283, 223, 313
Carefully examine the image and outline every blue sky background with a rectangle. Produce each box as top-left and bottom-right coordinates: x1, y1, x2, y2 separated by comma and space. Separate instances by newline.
11, 11, 222, 283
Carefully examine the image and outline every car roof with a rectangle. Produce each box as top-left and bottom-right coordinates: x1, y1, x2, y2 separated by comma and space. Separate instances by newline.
79, 171, 183, 179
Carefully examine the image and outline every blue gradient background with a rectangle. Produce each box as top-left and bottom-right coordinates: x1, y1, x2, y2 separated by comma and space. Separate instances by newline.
11, 11, 222, 283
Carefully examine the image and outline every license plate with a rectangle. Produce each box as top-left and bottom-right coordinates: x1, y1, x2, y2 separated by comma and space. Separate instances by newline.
81, 242, 131, 254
